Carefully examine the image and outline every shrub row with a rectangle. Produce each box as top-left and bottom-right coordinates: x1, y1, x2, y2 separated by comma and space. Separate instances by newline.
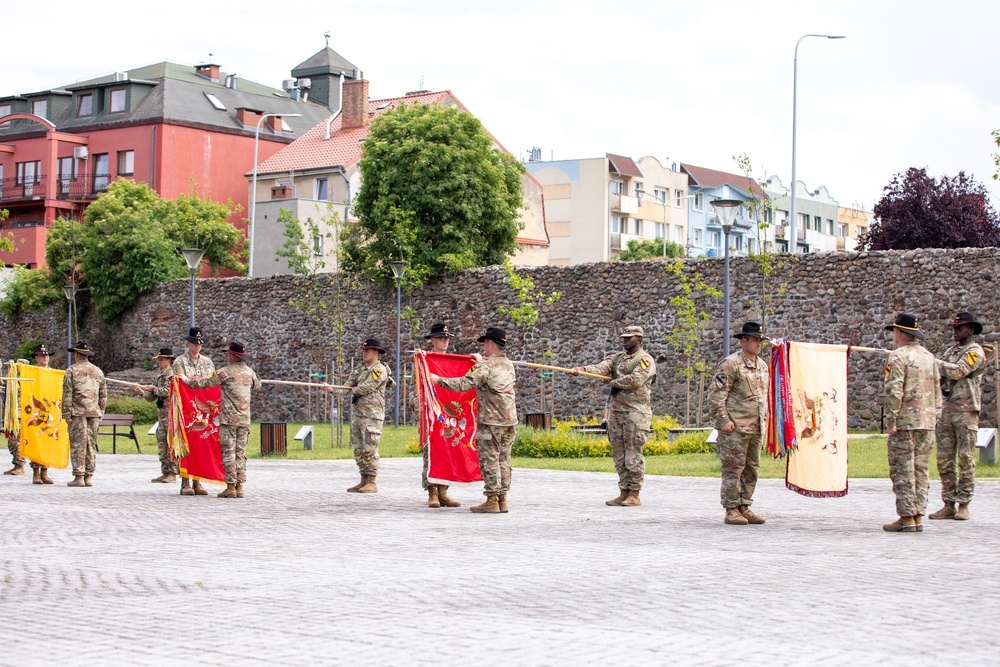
104, 396, 159, 423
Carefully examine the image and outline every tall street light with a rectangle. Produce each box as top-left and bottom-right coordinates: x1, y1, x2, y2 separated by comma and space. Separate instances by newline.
63, 283, 77, 369
711, 199, 743, 357
249, 112, 302, 277
789, 34, 845, 254
181, 248, 206, 328
389, 260, 408, 427
636, 189, 670, 257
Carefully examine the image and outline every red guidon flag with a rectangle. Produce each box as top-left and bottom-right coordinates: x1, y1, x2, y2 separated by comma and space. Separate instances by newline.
167, 377, 225, 485
414, 351, 481, 484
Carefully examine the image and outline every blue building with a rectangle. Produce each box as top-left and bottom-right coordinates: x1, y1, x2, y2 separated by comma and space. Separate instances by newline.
680, 163, 764, 257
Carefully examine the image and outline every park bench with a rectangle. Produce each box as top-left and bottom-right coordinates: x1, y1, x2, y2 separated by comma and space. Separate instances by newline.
97, 414, 140, 454
977, 428, 997, 465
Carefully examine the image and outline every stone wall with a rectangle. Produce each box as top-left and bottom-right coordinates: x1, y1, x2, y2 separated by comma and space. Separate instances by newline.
4, 247, 999, 430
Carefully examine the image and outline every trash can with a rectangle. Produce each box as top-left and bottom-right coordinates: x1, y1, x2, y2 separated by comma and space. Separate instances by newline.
524, 412, 553, 429
261, 422, 287, 456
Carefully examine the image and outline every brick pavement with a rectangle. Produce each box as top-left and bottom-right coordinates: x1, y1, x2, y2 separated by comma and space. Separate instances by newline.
2, 455, 999, 666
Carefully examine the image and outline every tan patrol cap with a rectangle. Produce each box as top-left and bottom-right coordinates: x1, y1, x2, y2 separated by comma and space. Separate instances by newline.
620, 325, 644, 338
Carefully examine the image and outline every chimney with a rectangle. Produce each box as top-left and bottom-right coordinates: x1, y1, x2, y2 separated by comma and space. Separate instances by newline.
341, 79, 369, 130
271, 183, 293, 199
269, 115, 283, 133
195, 63, 221, 82
236, 107, 263, 128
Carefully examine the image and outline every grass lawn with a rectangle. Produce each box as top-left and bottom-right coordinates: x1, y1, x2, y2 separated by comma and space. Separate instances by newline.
106, 425, 1000, 479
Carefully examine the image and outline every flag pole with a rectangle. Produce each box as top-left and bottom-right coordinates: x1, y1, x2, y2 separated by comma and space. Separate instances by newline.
513, 361, 611, 381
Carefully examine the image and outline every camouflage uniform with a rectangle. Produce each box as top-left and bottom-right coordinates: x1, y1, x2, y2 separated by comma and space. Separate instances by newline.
437, 353, 517, 496
7, 436, 25, 468
884, 341, 942, 517
582, 349, 657, 491
936, 341, 985, 505
172, 352, 215, 382
62, 359, 108, 476
142, 366, 176, 476
708, 350, 769, 509
346, 360, 391, 477
187, 361, 261, 484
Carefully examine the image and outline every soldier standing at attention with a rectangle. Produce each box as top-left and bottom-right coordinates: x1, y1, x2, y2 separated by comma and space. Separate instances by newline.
133, 348, 177, 485
172, 327, 214, 496
422, 323, 461, 508
182, 342, 261, 499
63, 342, 107, 488
929, 312, 984, 522
322, 339, 392, 494
3, 354, 32, 477
572, 325, 656, 507
29, 344, 56, 485
708, 321, 769, 526
430, 327, 517, 514
882, 314, 941, 533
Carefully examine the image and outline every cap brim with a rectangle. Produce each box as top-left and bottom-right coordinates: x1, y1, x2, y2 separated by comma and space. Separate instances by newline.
477, 336, 505, 344
887, 324, 923, 339
734, 333, 764, 339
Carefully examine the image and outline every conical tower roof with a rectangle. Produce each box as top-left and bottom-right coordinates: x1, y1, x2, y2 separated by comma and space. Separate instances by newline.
292, 47, 358, 78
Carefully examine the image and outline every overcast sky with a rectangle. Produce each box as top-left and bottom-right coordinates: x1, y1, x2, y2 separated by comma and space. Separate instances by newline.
6, 0, 999, 211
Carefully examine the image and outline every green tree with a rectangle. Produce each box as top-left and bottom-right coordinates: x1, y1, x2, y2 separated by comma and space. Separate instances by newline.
618, 238, 685, 261
165, 188, 245, 274
344, 103, 526, 288
275, 207, 340, 276
497, 260, 561, 327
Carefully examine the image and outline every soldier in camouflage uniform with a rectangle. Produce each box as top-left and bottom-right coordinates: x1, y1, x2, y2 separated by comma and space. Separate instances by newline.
708, 321, 769, 526
29, 344, 55, 485
182, 341, 261, 499
134, 348, 176, 484
3, 354, 32, 477
930, 312, 986, 522
421, 323, 461, 508
573, 324, 656, 507
323, 339, 392, 494
62, 342, 107, 488
431, 327, 517, 514
882, 314, 941, 533
172, 327, 214, 496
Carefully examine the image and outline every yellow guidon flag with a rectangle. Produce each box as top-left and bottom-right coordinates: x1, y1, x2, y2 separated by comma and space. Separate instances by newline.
17, 362, 70, 469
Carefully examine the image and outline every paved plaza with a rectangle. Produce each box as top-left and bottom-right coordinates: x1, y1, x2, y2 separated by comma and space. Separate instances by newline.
2, 455, 999, 666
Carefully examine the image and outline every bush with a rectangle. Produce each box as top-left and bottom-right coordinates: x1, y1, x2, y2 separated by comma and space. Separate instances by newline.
0, 267, 61, 318
668, 431, 715, 454
512, 418, 683, 458
104, 396, 158, 423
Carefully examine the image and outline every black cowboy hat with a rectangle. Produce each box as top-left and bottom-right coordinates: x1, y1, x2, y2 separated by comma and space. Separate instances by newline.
361, 338, 386, 353
32, 343, 50, 357
185, 327, 205, 344
424, 323, 454, 339
226, 341, 248, 358
152, 348, 176, 360
734, 321, 765, 339
884, 313, 924, 339
477, 327, 507, 346
68, 341, 95, 356
948, 312, 983, 335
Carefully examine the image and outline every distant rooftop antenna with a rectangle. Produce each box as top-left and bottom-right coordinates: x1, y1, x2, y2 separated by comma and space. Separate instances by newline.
419, 75, 424, 90
208, 52, 213, 61
324, 31, 330, 48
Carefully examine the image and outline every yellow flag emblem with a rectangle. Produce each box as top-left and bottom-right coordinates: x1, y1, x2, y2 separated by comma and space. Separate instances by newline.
639, 358, 650, 371
885, 363, 891, 378
372, 368, 381, 380
966, 351, 979, 366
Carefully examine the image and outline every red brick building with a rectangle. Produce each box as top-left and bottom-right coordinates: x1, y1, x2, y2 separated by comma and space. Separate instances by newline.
0, 50, 351, 268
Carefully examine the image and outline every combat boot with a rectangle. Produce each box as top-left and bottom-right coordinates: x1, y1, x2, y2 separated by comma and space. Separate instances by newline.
357, 475, 378, 493
151, 474, 167, 483
913, 515, 924, 532
606, 489, 629, 506
67, 475, 86, 487
347, 476, 365, 493
954, 503, 970, 521
427, 485, 441, 508
236, 482, 244, 499
498, 493, 508, 513
620, 490, 641, 507
470, 495, 501, 514
928, 502, 955, 520
217, 483, 237, 498
4, 464, 25, 475
39, 467, 53, 484
739, 505, 766, 524
725, 508, 748, 525
162, 473, 177, 484
437, 485, 461, 508
192, 480, 208, 496
84, 475, 92, 487
32, 467, 43, 485
882, 516, 917, 532
180, 478, 195, 496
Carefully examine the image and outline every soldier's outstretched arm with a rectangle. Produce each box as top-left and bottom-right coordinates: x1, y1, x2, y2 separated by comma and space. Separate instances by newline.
580, 355, 615, 378
610, 358, 655, 390
937, 346, 986, 380
187, 369, 226, 390
436, 372, 476, 394
352, 366, 387, 396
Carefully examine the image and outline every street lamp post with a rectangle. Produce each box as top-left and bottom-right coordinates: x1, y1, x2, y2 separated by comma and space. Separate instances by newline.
63, 283, 77, 368
181, 248, 206, 328
389, 260, 408, 427
789, 34, 845, 254
249, 112, 302, 277
710, 199, 743, 357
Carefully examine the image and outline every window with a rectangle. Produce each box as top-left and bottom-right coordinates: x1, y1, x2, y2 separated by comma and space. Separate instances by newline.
675, 190, 685, 207
634, 182, 643, 203
58, 157, 76, 194
110, 88, 126, 113
93, 154, 109, 192
117, 150, 134, 176
611, 216, 626, 234
654, 222, 666, 239
693, 228, 704, 246
315, 178, 329, 201
709, 231, 721, 248
674, 225, 684, 243
837, 223, 848, 238
827, 219, 835, 235
0, 104, 10, 129
31, 99, 46, 118
748, 237, 756, 254
77, 93, 93, 117
814, 215, 822, 231
610, 180, 624, 196
799, 213, 808, 232
693, 193, 704, 211
654, 187, 667, 205
630, 218, 641, 236
16, 160, 41, 184
204, 93, 226, 111
313, 233, 323, 256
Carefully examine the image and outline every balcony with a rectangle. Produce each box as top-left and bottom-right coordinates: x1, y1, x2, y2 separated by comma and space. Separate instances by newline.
610, 193, 638, 214
0, 173, 108, 204
0, 175, 48, 202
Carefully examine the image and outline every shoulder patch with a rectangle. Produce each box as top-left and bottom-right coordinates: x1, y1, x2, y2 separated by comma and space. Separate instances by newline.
372, 368, 381, 381
715, 373, 727, 388
967, 350, 980, 366
885, 362, 891, 378
639, 358, 650, 370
